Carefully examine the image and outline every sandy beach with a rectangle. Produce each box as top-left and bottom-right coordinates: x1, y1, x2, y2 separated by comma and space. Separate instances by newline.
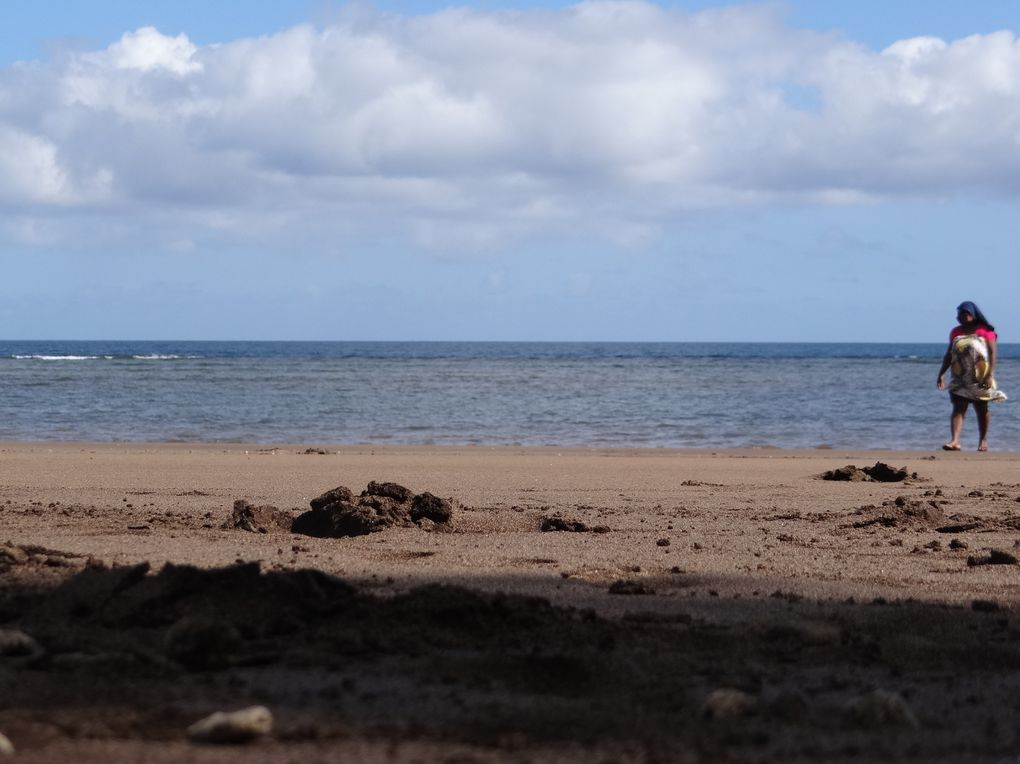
3, 441, 1020, 762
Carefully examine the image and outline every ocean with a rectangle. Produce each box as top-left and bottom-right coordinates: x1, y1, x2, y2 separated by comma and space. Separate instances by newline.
0, 341, 1017, 450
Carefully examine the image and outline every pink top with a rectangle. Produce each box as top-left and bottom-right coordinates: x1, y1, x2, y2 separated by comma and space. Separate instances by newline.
950, 325, 998, 343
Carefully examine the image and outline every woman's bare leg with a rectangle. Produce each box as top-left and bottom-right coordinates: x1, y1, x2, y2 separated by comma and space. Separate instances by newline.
945, 395, 968, 450
975, 400, 990, 451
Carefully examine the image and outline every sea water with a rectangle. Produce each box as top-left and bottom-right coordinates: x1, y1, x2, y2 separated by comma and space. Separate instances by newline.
1, 341, 1017, 450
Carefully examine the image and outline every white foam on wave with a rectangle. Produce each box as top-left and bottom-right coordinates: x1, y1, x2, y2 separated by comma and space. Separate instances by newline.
12, 354, 201, 361
132, 354, 200, 360
12, 355, 104, 361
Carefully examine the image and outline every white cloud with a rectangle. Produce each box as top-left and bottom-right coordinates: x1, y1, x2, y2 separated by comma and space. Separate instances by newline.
1, 1, 1020, 251
106, 26, 202, 75
0, 126, 69, 203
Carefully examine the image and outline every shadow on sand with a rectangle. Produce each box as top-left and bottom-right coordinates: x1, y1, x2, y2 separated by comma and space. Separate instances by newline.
1, 554, 1019, 762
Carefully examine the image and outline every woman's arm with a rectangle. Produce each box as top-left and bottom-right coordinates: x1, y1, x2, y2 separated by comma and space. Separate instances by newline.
937, 344, 952, 389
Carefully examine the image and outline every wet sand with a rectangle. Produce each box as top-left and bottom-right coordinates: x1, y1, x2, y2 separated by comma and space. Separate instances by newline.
2, 442, 1020, 762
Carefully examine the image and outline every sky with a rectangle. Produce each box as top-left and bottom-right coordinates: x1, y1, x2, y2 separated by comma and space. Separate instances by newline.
2, 1, 1020, 341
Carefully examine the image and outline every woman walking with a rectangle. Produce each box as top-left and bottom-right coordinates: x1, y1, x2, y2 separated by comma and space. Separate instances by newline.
937, 301, 1006, 452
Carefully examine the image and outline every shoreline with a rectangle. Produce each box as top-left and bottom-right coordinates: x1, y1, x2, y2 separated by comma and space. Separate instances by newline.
3, 438, 1017, 454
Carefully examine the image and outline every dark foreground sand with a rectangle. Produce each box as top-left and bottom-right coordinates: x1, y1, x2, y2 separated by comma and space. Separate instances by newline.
3, 442, 1020, 762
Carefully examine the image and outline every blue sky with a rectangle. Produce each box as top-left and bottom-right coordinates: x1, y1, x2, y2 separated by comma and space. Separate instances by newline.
2, 1, 1020, 341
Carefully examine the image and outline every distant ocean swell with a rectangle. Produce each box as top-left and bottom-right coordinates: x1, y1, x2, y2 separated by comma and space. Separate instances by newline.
0, 341, 1016, 450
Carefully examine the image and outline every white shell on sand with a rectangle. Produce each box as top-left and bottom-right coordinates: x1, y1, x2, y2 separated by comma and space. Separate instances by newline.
844, 689, 919, 728
0, 732, 14, 756
186, 706, 273, 744
701, 688, 759, 719
0, 629, 40, 657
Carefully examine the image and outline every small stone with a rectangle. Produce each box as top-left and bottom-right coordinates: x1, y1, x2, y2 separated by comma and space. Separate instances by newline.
702, 688, 759, 720
0, 629, 40, 657
187, 706, 273, 744
228, 500, 293, 534
410, 492, 453, 524
0, 732, 13, 756
844, 689, 918, 728
656, 538, 670, 547
949, 538, 968, 550
165, 617, 241, 670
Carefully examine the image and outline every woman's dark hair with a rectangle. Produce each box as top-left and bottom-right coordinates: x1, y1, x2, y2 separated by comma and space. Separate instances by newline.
957, 301, 995, 332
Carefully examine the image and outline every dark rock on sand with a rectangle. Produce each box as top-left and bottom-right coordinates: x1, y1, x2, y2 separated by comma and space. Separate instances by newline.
227, 500, 293, 534
823, 465, 871, 482
541, 515, 611, 533
165, 616, 242, 671
866, 462, 913, 482
967, 550, 1018, 567
293, 482, 456, 538
822, 462, 915, 482
364, 481, 415, 503
608, 580, 654, 595
410, 492, 453, 524
309, 486, 356, 511
542, 516, 590, 532
293, 500, 405, 537
972, 599, 1001, 612
936, 522, 984, 534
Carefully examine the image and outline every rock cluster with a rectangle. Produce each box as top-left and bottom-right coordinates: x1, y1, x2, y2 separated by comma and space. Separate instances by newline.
822, 462, 915, 482
292, 481, 455, 537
